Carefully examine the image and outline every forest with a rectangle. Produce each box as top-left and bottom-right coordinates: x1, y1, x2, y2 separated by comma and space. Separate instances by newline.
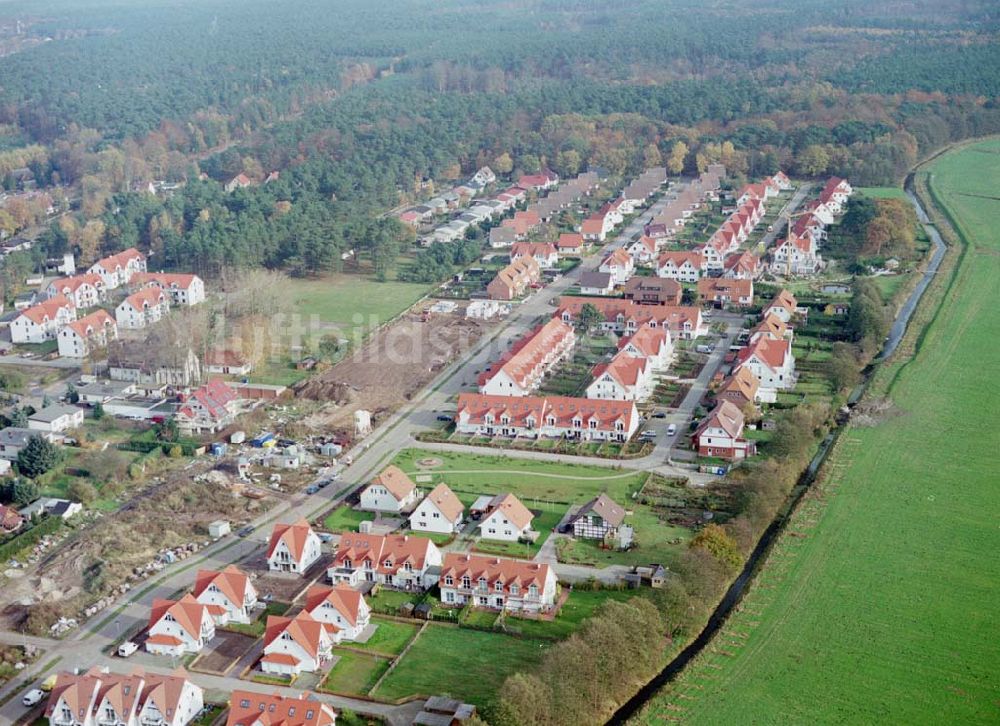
0, 0, 998, 283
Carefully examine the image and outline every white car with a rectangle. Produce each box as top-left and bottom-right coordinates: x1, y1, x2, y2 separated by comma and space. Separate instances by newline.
667, 424, 677, 436
22, 688, 44, 707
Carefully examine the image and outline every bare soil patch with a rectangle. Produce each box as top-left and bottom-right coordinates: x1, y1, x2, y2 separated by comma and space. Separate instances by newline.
192, 631, 258, 675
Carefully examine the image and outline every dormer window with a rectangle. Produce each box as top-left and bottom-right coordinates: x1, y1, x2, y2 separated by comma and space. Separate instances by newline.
461, 576, 471, 588
495, 581, 503, 592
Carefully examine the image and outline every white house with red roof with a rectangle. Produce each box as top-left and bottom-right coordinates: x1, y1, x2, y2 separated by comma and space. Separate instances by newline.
556, 232, 585, 255
115, 287, 170, 329
770, 171, 793, 190
11, 294, 76, 344
510, 242, 559, 269
819, 176, 853, 213
625, 235, 659, 265
132, 272, 206, 306
657, 251, 704, 282
772, 233, 822, 276
360, 465, 420, 513
193, 566, 258, 625
305, 584, 371, 642
723, 251, 762, 280
204, 347, 252, 376
599, 248, 635, 285
57, 309, 118, 358
261, 612, 334, 676
735, 337, 796, 401
455, 392, 639, 442
618, 325, 672, 372
556, 297, 707, 340
478, 318, 576, 397
695, 400, 755, 460
586, 351, 654, 402
146, 594, 217, 656
45, 667, 204, 726
410, 482, 465, 534
45, 273, 105, 309
267, 518, 322, 574
517, 171, 558, 191
329, 533, 442, 590
763, 289, 799, 323
88, 247, 146, 289
175, 379, 239, 434
227, 691, 337, 726
439, 553, 558, 612
478, 493, 535, 542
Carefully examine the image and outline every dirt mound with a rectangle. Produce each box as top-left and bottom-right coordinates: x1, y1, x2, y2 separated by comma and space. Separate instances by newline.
852, 397, 903, 427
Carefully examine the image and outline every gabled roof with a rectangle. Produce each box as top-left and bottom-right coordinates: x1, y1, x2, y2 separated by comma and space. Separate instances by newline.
456, 392, 638, 433
93, 247, 144, 272
724, 251, 760, 274
601, 248, 631, 268
591, 351, 648, 388
441, 553, 553, 590
511, 241, 556, 258
48, 273, 103, 294
266, 518, 317, 561
752, 313, 788, 340
140, 669, 194, 723
575, 493, 626, 527
658, 250, 703, 269
227, 690, 337, 726
479, 318, 574, 390
264, 612, 330, 658
18, 294, 74, 325
420, 483, 464, 523
737, 337, 791, 371
305, 584, 366, 626
193, 565, 254, 609
718, 365, 759, 403
618, 325, 668, 357
333, 532, 438, 574
766, 289, 798, 312
120, 287, 167, 312
148, 594, 211, 640
367, 465, 417, 502
65, 310, 115, 338
697, 277, 753, 299
695, 399, 746, 440
482, 493, 534, 531
556, 232, 584, 249
132, 272, 201, 290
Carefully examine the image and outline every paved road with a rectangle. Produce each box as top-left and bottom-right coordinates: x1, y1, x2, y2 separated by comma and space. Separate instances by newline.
755, 184, 813, 253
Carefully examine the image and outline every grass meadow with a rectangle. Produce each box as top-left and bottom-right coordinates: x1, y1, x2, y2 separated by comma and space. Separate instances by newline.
635, 141, 1000, 724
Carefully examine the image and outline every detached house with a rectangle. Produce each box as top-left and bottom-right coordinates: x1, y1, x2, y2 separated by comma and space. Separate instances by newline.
772, 233, 822, 276
226, 691, 337, 726
695, 400, 755, 460
556, 232, 585, 255
146, 594, 216, 656
439, 553, 558, 612
193, 566, 258, 625
626, 236, 659, 265
28, 404, 84, 433
599, 248, 634, 285
176, 379, 239, 434
261, 612, 334, 676
511, 242, 559, 269
410, 483, 465, 534
578, 271, 615, 296
305, 584, 371, 642
132, 272, 205, 306
329, 533, 442, 591
267, 519, 322, 574
716, 365, 762, 410
45, 667, 204, 726
57, 310, 118, 358
617, 325, 672, 372
586, 352, 654, 402
360, 465, 420, 513
115, 287, 170, 330
478, 493, 535, 542
723, 251, 761, 280
88, 247, 146, 289
657, 251, 704, 283
571, 494, 627, 540
11, 294, 76, 344
735, 337, 796, 401
763, 289, 799, 323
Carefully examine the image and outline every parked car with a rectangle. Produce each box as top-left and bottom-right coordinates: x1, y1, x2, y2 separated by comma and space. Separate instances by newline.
436, 414, 453, 422
117, 641, 139, 658
652, 411, 667, 419
639, 430, 657, 439
667, 424, 677, 436
316, 479, 330, 489
22, 689, 44, 707
305, 485, 320, 495
236, 525, 254, 538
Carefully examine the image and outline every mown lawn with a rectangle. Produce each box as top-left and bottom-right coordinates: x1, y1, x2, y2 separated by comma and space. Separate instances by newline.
391, 448, 648, 504
322, 506, 371, 533
638, 140, 1000, 724
321, 651, 389, 696
372, 625, 549, 707
509, 588, 652, 640
349, 616, 419, 656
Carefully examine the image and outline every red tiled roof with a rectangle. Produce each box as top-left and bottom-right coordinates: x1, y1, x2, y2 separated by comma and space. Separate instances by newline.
264, 612, 328, 658
65, 310, 115, 338
479, 318, 574, 390
367, 465, 416, 502
267, 518, 317, 561
121, 287, 167, 312
591, 351, 648, 388
132, 272, 200, 290
333, 533, 437, 575
148, 594, 210, 640
19, 294, 74, 325
737, 337, 791, 370
306, 584, 366, 627
193, 566, 253, 610
695, 400, 746, 440
456, 392, 637, 433
441, 552, 553, 591
226, 690, 337, 726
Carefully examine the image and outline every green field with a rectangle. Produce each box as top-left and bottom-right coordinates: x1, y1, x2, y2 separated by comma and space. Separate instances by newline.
372, 624, 550, 707
348, 616, 420, 656
391, 448, 649, 504
322, 506, 371, 533
321, 651, 390, 696
286, 272, 429, 328
636, 141, 1000, 724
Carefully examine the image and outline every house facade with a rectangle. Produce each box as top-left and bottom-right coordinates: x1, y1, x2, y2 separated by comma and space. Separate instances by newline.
266, 519, 323, 574
88, 248, 147, 290
305, 584, 371, 642
115, 288, 170, 330
657, 251, 704, 282
132, 272, 206, 306
599, 249, 634, 285
487, 256, 540, 301
261, 612, 333, 676
455, 392, 639, 442
329, 533, 442, 591
359, 465, 420, 513
409, 483, 464, 534
45, 273, 104, 309
617, 325, 673, 372
586, 352, 654, 402
695, 400, 755, 460
478, 493, 534, 542
57, 310, 118, 358
439, 553, 558, 613
145, 594, 216, 656
478, 319, 576, 397
226, 691, 337, 726
571, 493, 627, 540
696, 278, 754, 308
11, 294, 76, 344
193, 566, 258, 625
